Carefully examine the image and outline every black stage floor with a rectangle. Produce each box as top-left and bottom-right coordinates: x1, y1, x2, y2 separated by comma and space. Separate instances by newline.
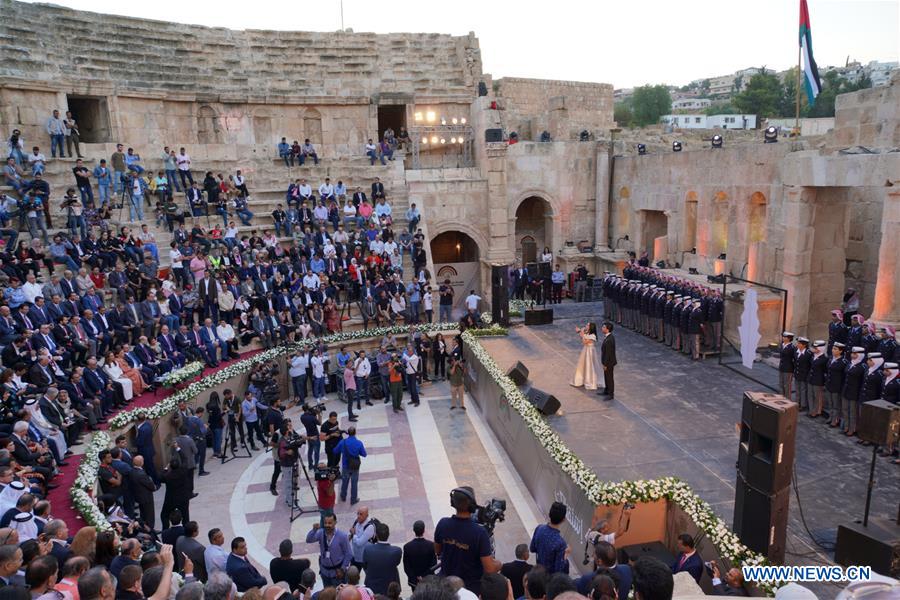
480, 301, 899, 595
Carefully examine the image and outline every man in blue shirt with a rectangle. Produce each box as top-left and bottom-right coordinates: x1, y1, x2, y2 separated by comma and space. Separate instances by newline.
306, 514, 351, 586
333, 427, 366, 504
529, 501, 569, 574
277, 137, 293, 167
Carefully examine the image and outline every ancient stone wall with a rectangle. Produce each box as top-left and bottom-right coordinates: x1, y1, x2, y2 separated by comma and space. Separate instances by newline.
832, 70, 900, 149
494, 77, 614, 141
0, 0, 481, 101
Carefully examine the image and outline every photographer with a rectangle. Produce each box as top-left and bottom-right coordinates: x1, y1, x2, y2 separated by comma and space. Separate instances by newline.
276, 420, 300, 504
387, 353, 405, 413
586, 505, 632, 548
300, 404, 322, 471
434, 487, 501, 594
320, 411, 343, 469
315, 461, 337, 527
60, 189, 86, 240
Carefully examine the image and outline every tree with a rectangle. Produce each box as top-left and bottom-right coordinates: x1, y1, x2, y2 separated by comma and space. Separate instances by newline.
805, 70, 872, 118
732, 69, 783, 120
631, 85, 672, 127
705, 103, 739, 116
614, 102, 634, 127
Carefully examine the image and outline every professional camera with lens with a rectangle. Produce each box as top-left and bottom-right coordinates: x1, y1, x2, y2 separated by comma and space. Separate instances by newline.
304, 401, 326, 414
283, 430, 305, 451
314, 465, 340, 481
474, 498, 507, 533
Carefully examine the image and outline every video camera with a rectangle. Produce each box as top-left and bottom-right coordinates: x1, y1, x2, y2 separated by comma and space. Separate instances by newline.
474, 498, 507, 533
304, 401, 326, 414
314, 465, 340, 481
283, 431, 306, 451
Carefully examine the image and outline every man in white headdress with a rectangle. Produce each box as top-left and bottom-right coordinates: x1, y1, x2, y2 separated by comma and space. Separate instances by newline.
24, 396, 67, 459
0, 481, 25, 516
10, 511, 37, 542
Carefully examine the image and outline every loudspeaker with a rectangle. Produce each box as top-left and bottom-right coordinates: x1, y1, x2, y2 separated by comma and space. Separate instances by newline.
524, 308, 554, 326
485, 128, 503, 143
505, 361, 529, 386
858, 400, 900, 446
538, 261, 551, 279
737, 392, 797, 494
526, 387, 560, 416
835, 518, 900, 577
491, 264, 510, 327
733, 472, 791, 564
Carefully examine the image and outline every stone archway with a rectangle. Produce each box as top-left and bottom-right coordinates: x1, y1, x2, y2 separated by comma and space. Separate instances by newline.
303, 108, 323, 145
513, 195, 554, 265
252, 108, 273, 145
430, 230, 482, 319
197, 105, 221, 144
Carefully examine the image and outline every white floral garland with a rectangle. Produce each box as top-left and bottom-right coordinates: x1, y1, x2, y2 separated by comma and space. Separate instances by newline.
460, 331, 776, 594
161, 361, 205, 387
70, 430, 114, 531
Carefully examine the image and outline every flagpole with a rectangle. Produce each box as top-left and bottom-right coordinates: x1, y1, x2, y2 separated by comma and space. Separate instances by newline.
795, 2, 802, 134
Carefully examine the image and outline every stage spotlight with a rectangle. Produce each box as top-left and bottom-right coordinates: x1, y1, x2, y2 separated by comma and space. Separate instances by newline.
711, 134, 723, 149
426, 111, 436, 123
460, 117, 466, 124
457, 137, 464, 144
450, 137, 457, 144
431, 135, 438, 144
637, 143, 647, 155
414, 112, 423, 122
421, 137, 428, 144
441, 118, 447, 125
672, 141, 683, 152
764, 126, 778, 143
452, 117, 458, 124
440, 138, 446, 144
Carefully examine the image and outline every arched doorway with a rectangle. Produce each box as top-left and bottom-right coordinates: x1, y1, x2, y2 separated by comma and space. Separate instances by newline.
431, 231, 481, 319
515, 196, 552, 265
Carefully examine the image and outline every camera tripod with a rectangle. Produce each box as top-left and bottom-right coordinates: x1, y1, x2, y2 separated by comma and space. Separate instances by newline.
221, 412, 252, 464
287, 460, 319, 523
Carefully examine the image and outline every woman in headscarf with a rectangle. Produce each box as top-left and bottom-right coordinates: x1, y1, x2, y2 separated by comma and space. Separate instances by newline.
877, 325, 898, 361
23, 397, 67, 458
842, 346, 867, 437
828, 310, 848, 354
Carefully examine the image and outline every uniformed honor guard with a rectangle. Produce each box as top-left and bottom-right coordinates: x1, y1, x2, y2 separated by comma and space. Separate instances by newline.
778, 332, 796, 399
842, 346, 867, 437
808, 340, 828, 418
826, 342, 847, 428
794, 338, 812, 411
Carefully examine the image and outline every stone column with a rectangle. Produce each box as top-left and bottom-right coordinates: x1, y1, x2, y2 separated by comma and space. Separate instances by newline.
594, 146, 612, 252
871, 186, 900, 326
482, 141, 515, 305
780, 186, 818, 334
548, 96, 568, 141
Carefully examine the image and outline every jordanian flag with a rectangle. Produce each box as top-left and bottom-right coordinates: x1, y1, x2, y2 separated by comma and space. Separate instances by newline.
799, 0, 822, 106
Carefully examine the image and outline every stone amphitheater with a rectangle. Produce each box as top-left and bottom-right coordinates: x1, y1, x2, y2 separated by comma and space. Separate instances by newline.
1, 0, 899, 337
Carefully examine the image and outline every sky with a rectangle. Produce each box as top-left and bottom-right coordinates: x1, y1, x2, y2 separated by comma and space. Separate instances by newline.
23, 0, 899, 89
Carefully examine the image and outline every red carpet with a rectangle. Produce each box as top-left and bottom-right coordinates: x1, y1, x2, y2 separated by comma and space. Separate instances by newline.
48, 350, 262, 531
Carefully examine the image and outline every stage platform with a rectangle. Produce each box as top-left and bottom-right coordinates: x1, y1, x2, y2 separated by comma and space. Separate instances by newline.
479, 301, 899, 594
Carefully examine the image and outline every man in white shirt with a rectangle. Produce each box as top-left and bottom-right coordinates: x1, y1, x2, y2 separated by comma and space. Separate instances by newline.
465, 290, 481, 312
216, 320, 237, 360
353, 350, 371, 414
318, 178, 335, 202
176, 147, 193, 189
310, 350, 327, 403
302, 272, 320, 291
289, 350, 310, 403
402, 345, 421, 406
298, 178, 312, 201
27, 148, 46, 176
21, 274, 43, 305
204, 528, 229, 577
390, 293, 407, 324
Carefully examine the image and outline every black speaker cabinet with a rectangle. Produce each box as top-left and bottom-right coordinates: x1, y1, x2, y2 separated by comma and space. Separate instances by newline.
524, 308, 554, 326
733, 472, 790, 564
491, 264, 510, 327
737, 392, 798, 494
506, 361, 529, 386
526, 387, 561, 416
858, 400, 900, 446
537, 261, 551, 279
485, 128, 503, 143
835, 518, 900, 577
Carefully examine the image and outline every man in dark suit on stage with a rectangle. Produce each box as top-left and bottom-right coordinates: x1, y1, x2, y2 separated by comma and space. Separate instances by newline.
501, 544, 532, 599
671, 533, 703, 584
597, 321, 617, 400
402, 520, 436, 590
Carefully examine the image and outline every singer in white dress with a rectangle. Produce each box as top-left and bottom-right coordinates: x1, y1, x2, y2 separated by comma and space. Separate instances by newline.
571, 322, 600, 390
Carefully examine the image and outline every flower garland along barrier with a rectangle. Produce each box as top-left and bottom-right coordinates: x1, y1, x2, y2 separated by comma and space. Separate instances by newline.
460, 331, 778, 595
160, 361, 205, 388
108, 323, 464, 430
70, 430, 114, 531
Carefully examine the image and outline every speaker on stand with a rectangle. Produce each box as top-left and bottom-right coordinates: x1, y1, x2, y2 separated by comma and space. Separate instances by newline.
526, 387, 561, 416
732, 392, 797, 564
491, 264, 510, 327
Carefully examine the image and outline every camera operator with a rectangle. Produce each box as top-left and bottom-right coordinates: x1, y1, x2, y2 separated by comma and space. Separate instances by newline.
320, 411, 343, 469
315, 461, 337, 527
276, 420, 301, 504
300, 404, 322, 470
586, 505, 632, 548
434, 487, 501, 594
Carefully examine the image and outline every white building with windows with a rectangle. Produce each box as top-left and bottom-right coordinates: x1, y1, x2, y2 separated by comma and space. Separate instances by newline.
672, 98, 712, 111
660, 113, 757, 130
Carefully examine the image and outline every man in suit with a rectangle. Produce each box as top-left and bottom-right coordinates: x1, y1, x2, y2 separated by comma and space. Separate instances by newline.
28, 354, 57, 392
93, 305, 116, 353
225, 537, 267, 592
200, 318, 228, 365
402, 520, 436, 590
110, 447, 134, 518
362, 522, 402, 595
598, 321, 617, 400
140, 292, 163, 340
133, 415, 159, 487
157, 325, 186, 368
175, 521, 208, 582
198, 274, 219, 322
371, 177, 385, 200
710, 561, 748, 596
269, 540, 311, 593
671, 533, 703, 584
11, 421, 55, 482
123, 298, 143, 344
501, 544, 532, 599
511, 265, 529, 300
576, 541, 631, 600
45, 520, 71, 566
39, 388, 78, 446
